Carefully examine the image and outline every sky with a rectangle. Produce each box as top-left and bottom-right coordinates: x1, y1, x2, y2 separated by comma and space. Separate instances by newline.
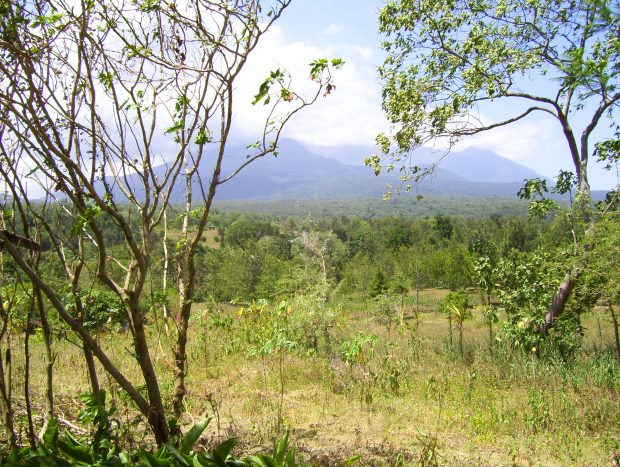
232, 0, 619, 191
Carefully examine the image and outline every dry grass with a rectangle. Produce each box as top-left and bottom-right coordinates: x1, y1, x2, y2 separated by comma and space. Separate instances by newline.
7, 289, 620, 465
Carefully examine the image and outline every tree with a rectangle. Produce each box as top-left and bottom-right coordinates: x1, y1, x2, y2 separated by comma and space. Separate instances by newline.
0, 0, 342, 444
369, 0, 620, 196
370, 0, 620, 338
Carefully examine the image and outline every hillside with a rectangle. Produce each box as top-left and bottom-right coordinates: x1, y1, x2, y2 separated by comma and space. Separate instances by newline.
212, 140, 534, 200
100, 139, 610, 204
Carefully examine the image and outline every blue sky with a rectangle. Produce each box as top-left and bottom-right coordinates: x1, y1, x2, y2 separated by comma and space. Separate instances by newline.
233, 0, 619, 191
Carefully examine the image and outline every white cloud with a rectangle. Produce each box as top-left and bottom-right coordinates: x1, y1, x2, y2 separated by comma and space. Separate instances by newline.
232, 25, 388, 147
323, 24, 343, 35
352, 45, 374, 62
453, 118, 560, 161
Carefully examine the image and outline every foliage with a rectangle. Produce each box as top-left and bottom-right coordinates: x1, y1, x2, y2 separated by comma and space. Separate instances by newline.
368, 270, 388, 298
372, 0, 620, 195
341, 332, 377, 370
440, 289, 471, 356
440, 290, 470, 321
63, 289, 126, 332
225, 219, 280, 248
4, 391, 126, 466
2, 391, 298, 466
371, 294, 400, 333
495, 250, 583, 356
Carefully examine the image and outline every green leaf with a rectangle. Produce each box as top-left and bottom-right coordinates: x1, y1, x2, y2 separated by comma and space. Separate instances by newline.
212, 437, 237, 461
331, 58, 345, 69
252, 69, 285, 105
273, 432, 289, 464
42, 418, 59, 452
179, 418, 211, 454
246, 455, 276, 467
138, 449, 173, 467
165, 120, 185, 135
164, 444, 191, 466
58, 438, 94, 464
195, 129, 212, 145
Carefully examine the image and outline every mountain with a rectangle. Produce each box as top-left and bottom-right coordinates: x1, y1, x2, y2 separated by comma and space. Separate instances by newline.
212, 140, 528, 200
436, 147, 540, 183
303, 142, 540, 184
100, 139, 547, 202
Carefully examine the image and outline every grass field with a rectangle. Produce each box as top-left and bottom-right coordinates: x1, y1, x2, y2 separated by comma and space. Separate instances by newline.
8, 289, 620, 465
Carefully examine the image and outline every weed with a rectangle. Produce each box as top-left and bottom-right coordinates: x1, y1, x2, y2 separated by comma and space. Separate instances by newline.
524, 389, 551, 432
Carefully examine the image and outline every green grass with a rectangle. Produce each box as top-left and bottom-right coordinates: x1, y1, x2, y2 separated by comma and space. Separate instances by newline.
7, 290, 620, 465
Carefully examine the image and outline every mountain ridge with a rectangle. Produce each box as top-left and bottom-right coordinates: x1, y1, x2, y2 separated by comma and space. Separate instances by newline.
99, 139, 589, 203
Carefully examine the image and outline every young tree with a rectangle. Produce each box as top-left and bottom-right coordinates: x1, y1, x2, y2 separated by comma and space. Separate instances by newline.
0, 0, 341, 444
440, 289, 471, 357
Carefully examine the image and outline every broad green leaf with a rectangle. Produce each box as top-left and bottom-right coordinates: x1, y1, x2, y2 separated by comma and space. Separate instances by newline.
179, 418, 211, 454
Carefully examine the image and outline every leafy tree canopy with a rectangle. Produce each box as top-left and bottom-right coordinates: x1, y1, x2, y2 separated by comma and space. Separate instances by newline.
369, 0, 620, 195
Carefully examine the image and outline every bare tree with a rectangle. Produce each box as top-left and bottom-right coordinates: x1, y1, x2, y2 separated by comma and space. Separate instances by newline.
0, 0, 341, 444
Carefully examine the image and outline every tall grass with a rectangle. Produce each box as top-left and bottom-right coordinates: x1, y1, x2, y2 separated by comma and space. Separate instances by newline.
5, 290, 619, 465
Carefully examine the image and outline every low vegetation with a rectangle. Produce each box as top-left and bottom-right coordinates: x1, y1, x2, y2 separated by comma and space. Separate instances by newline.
2, 207, 619, 465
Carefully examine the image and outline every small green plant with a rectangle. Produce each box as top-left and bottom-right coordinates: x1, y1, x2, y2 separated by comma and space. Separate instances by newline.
4, 391, 126, 466
341, 332, 377, 371
2, 391, 300, 466
248, 301, 298, 433
439, 290, 471, 357
524, 389, 551, 433
416, 433, 440, 467
372, 294, 399, 334
341, 332, 377, 406
246, 431, 298, 467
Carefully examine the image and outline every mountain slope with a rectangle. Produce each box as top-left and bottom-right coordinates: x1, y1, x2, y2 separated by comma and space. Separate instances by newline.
213, 140, 526, 200
303, 142, 540, 184
440, 147, 540, 183
100, 139, 544, 202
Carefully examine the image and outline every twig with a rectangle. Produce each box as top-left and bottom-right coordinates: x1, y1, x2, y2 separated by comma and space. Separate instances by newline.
57, 417, 89, 435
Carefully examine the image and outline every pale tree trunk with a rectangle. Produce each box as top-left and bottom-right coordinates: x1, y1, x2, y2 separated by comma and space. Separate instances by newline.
538, 129, 590, 336
162, 209, 170, 322
0, 300, 16, 448
538, 271, 580, 336
23, 295, 36, 448
71, 234, 100, 396
128, 289, 171, 445
173, 160, 194, 420
34, 286, 55, 430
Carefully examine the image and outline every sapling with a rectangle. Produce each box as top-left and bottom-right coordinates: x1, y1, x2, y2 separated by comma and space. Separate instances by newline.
440, 290, 471, 357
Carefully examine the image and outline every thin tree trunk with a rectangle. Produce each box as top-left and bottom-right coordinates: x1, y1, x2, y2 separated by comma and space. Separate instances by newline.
0, 341, 16, 448
23, 297, 36, 448
162, 209, 170, 321
0, 289, 16, 448
73, 294, 100, 396
277, 351, 285, 432
173, 162, 194, 421
128, 293, 170, 445
610, 304, 620, 364
34, 286, 55, 427
83, 345, 100, 395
